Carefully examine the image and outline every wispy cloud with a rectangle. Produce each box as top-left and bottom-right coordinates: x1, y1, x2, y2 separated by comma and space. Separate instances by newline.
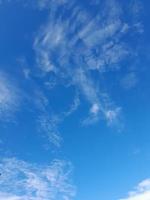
0, 71, 20, 121
38, 113, 62, 147
37, 93, 80, 147
105, 107, 122, 125
119, 179, 150, 200
0, 157, 76, 200
1, 0, 143, 145
63, 94, 80, 117
33, 0, 142, 127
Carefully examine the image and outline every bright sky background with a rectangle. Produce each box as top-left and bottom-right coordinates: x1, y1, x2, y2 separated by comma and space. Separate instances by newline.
0, 0, 150, 200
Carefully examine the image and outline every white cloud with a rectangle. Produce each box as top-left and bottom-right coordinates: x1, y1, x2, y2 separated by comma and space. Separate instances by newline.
34, 88, 81, 147
33, 0, 143, 127
105, 107, 121, 125
90, 103, 100, 115
37, 94, 80, 147
0, 71, 20, 120
79, 19, 121, 48
0, 193, 22, 200
64, 94, 80, 117
119, 179, 150, 200
1, 0, 142, 129
73, 68, 99, 105
0, 157, 76, 200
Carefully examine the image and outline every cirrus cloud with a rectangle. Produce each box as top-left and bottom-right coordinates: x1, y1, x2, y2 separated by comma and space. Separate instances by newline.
0, 157, 76, 200
0, 71, 20, 121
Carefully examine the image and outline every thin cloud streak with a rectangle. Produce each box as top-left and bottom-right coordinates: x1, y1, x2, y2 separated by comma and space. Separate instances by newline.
0, 71, 20, 121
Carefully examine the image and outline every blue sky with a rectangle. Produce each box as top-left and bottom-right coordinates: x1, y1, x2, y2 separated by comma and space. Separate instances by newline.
0, 0, 150, 200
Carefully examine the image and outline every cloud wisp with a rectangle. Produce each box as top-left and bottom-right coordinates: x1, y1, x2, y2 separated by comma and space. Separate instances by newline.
34, 0, 143, 127
0, 0, 143, 146
0, 71, 20, 121
0, 157, 76, 200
